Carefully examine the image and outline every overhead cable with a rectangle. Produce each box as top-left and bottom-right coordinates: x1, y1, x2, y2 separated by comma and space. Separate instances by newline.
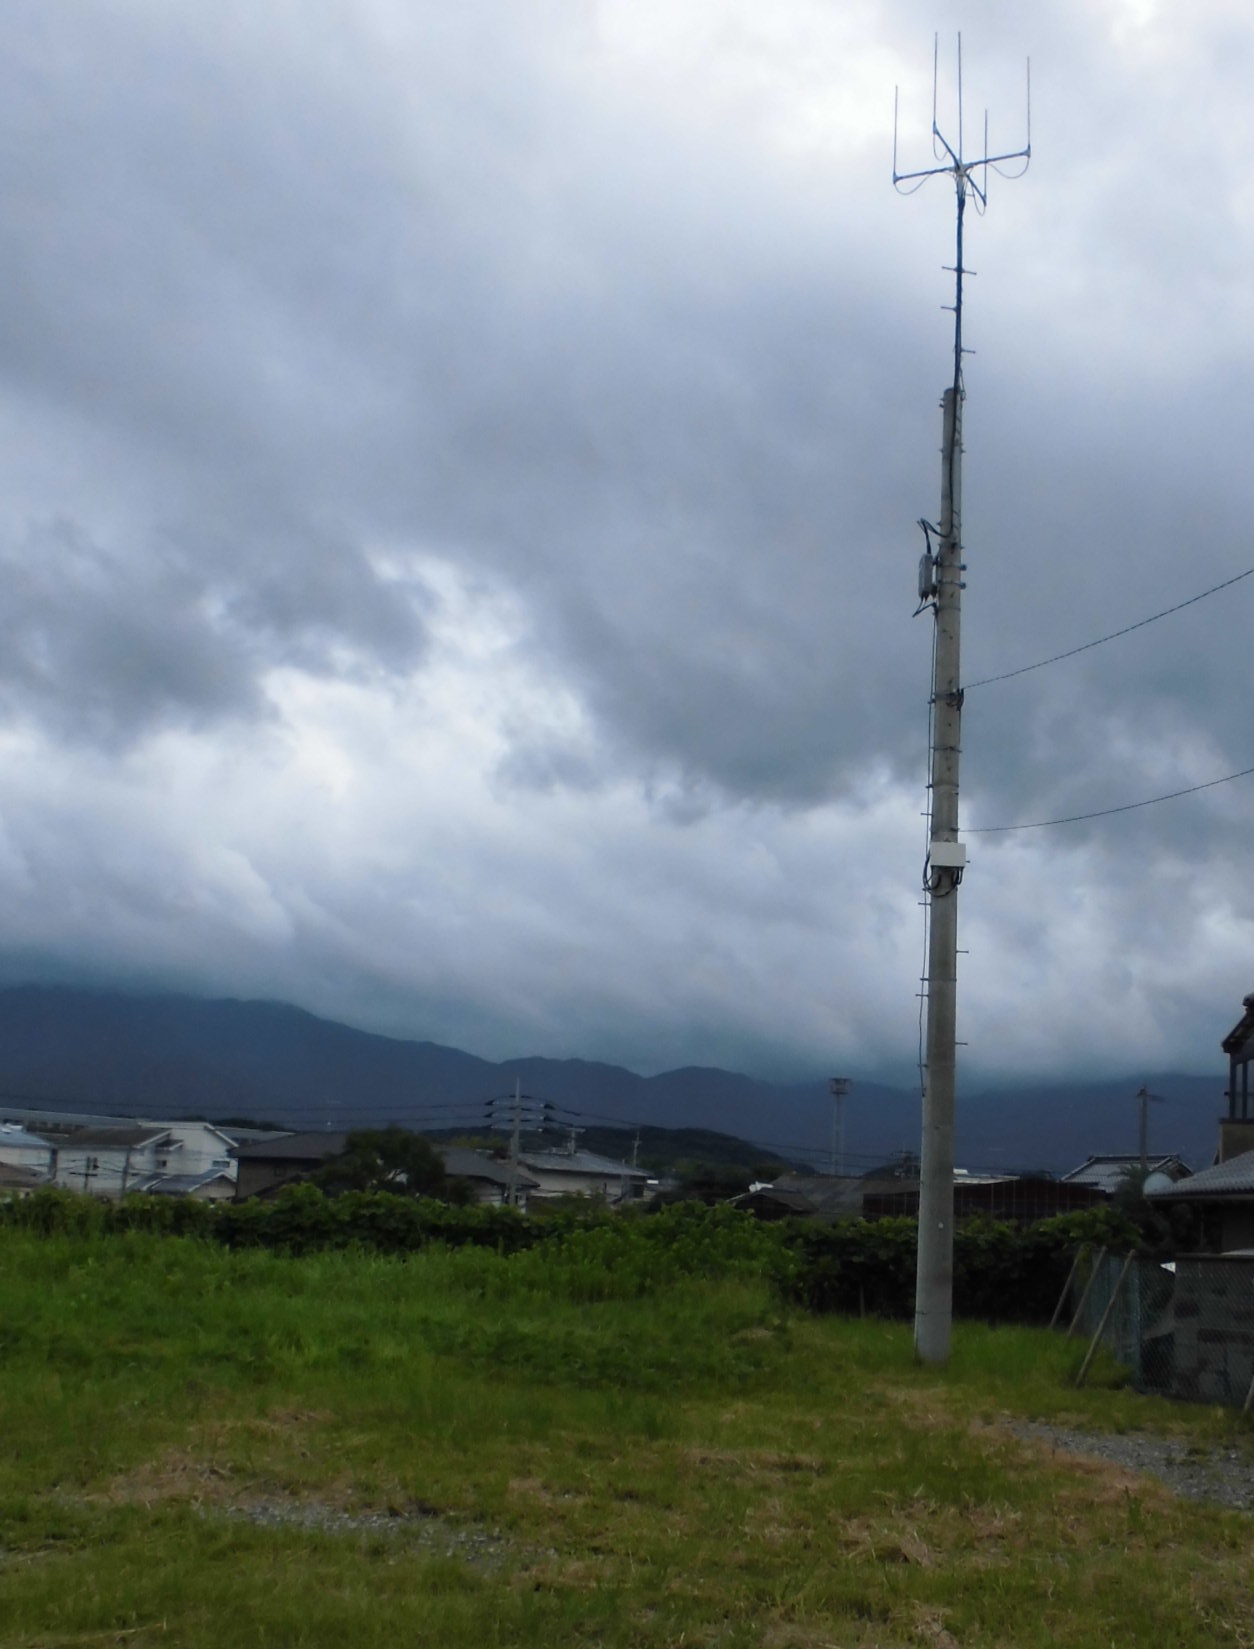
964, 566, 1254, 690
969, 763, 1254, 833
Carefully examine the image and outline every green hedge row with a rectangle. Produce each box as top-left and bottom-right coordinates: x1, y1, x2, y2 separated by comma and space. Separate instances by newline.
0, 1184, 1137, 1323
780, 1205, 1137, 1321
0, 1182, 540, 1253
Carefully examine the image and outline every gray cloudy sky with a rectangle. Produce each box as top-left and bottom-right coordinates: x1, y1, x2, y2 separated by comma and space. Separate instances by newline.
1, 0, 1251, 1085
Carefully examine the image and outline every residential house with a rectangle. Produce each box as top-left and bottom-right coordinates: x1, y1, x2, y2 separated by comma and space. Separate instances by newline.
517, 1147, 650, 1205
733, 1175, 869, 1220
1062, 1154, 1193, 1197
738, 1163, 1104, 1224
0, 1106, 240, 1196
0, 1160, 48, 1196
158, 1121, 238, 1186
879, 1173, 1107, 1222
1221, 992, 1254, 1162
729, 1183, 832, 1220
232, 1133, 348, 1200
0, 1104, 141, 1140
1145, 1150, 1254, 1252
854, 1169, 1107, 1223
145, 1170, 238, 1202
436, 1146, 538, 1208
49, 1119, 241, 1199
1134, 990, 1254, 1251
0, 1123, 55, 1185
52, 1126, 177, 1198
232, 1133, 538, 1205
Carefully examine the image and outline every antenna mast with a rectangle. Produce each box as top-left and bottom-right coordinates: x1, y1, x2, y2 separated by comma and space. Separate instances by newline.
894, 36, 1030, 1365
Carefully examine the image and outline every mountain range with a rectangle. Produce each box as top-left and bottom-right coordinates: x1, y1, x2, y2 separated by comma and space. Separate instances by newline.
0, 985, 1228, 1174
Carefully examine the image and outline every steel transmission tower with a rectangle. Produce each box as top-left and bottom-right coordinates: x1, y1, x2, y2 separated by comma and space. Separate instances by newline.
828, 1076, 851, 1177
893, 38, 1030, 1364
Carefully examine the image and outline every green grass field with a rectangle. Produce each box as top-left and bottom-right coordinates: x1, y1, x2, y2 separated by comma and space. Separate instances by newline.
2, 1226, 1252, 1648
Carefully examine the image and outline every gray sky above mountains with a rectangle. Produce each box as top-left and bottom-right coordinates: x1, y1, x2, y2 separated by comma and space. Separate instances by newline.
0, 0, 1251, 1086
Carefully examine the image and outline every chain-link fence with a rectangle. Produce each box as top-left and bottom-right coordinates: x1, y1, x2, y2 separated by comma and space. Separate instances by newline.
1058, 1247, 1254, 1408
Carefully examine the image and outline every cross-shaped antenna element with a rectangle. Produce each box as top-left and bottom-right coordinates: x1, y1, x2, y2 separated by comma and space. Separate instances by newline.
893, 35, 1031, 392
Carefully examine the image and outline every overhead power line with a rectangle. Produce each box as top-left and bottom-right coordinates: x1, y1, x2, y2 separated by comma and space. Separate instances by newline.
969, 762, 1254, 833
964, 566, 1254, 690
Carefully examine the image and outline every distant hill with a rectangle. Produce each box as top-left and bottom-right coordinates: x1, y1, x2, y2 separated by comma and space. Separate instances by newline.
0, 985, 1227, 1173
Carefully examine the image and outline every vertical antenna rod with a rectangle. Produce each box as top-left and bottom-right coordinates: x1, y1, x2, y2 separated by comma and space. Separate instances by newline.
894, 36, 1030, 1366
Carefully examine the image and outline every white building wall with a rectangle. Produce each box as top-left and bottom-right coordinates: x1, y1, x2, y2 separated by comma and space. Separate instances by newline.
152, 1121, 237, 1182
53, 1137, 168, 1198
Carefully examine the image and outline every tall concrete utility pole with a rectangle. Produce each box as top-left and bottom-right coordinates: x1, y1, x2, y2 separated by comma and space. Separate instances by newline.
916, 376, 965, 1364
894, 38, 1030, 1364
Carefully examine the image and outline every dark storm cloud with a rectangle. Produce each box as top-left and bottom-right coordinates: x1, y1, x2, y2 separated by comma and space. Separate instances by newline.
0, 5, 445, 739
3, 0, 1240, 818
0, 518, 262, 741
1, 0, 933, 782
66, 19, 997, 826
0, 512, 430, 743
0, 0, 1249, 1083
953, 336, 1254, 863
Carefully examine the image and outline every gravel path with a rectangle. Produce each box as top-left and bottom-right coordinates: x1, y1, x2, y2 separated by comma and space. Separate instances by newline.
206, 1497, 538, 1570
1004, 1421, 1254, 1511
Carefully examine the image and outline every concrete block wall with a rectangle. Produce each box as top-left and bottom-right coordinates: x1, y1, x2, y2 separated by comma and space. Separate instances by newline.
1170, 1259, 1254, 1405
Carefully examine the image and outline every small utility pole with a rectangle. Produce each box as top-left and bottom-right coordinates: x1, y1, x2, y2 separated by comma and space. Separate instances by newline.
1135, 1085, 1164, 1174
507, 1078, 522, 1207
894, 37, 1030, 1365
1138, 1085, 1150, 1173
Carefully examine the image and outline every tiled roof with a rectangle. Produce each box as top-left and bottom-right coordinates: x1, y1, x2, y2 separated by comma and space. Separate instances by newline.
1146, 1149, 1254, 1200
146, 1171, 235, 1195
732, 1187, 818, 1215
0, 1105, 146, 1133
519, 1149, 647, 1178
58, 1126, 172, 1150
0, 1160, 48, 1187
437, 1146, 536, 1188
771, 1174, 867, 1217
232, 1132, 347, 1161
0, 1124, 55, 1152
1062, 1155, 1190, 1195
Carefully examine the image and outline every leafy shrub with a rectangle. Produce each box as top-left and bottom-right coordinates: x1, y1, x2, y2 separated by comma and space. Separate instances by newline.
780, 1217, 918, 1316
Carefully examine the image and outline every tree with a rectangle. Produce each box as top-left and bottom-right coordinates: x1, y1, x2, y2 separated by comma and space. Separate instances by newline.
313, 1128, 470, 1203
1111, 1164, 1196, 1253
660, 1159, 757, 1205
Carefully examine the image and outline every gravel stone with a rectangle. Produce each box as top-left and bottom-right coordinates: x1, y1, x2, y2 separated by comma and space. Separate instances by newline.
1004, 1421, 1254, 1510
